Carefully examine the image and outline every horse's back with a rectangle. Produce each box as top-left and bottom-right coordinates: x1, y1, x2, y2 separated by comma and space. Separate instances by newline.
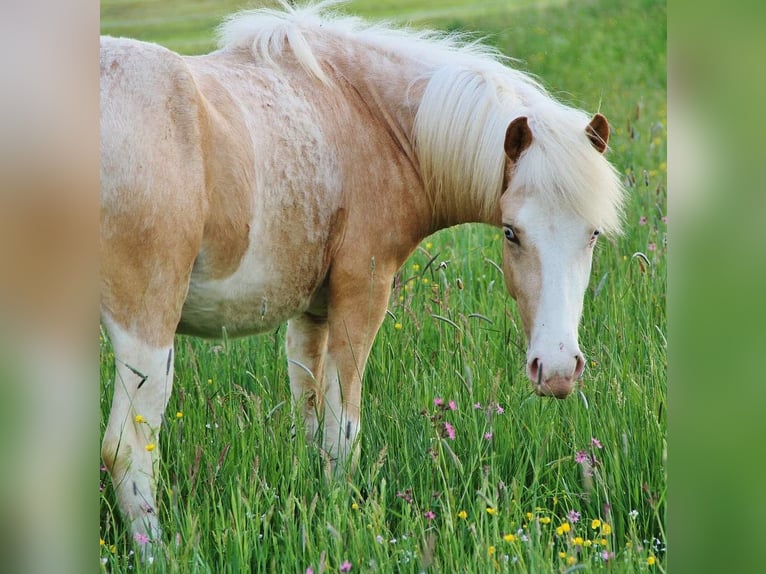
100, 37, 207, 345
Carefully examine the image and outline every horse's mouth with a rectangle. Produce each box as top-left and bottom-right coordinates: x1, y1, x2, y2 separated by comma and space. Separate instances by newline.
533, 376, 576, 399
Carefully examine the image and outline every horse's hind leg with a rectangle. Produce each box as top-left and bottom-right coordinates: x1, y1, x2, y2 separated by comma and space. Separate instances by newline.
100, 315, 175, 544
100, 208, 201, 548
287, 312, 329, 441
100, 182, 203, 550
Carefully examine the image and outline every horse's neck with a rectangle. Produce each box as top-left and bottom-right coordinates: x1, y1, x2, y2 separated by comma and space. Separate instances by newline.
326, 44, 421, 172
324, 43, 496, 232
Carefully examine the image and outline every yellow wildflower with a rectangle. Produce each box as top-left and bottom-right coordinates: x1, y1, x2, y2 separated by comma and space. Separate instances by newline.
457, 510, 467, 520
556, 526, 564, 536
573, 537, 584, 546
176, 411, 183, 419
134, 414, 145, 424
425, 242, 433, 250
525, 512, 534, 520
412, 263, 420, 272
351, 502, 359, 510
422, 277, 430, 285
558, 551, 566, 558
145, 443, 155, 452
100, 538, 105, 546
503, 533, 515, 543
601, 523, 612, 535
488, 545, 496, 556
567, 556, 577, 566
486, 507, 498, 516
539, 516, 551, 524
591, 518, 601, 530
647, 556, 656, 566
559, 523, 571, 533
584, 540, 593, 547
394, 323, 403, 330
600, 538, 608, 546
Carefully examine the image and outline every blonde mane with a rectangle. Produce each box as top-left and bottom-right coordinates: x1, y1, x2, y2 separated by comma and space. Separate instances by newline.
217, 0, 624, 234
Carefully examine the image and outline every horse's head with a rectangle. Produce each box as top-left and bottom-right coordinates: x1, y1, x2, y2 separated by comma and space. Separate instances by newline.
499, 113, 614, 398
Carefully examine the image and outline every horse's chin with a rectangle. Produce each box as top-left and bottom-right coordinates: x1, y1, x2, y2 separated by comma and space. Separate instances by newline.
533, 377, 575, 399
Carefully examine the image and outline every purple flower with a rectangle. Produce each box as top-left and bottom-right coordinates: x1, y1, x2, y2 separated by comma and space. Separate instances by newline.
448, 400, 457, 411
424, 510, 436, 520
134, 532, 150, 545
396, 489, 413, 504
575, 450, 589, 464
306, 569, 314, 574
340, 561, 352, 572
639, 216, 647, 225
473, 402, 482, 410
444, 421, 456, 440
601, 551, 614, 561
495, 404, 505, 414
484, 432, 493, 441
568, 510, 581, 523
433, 397, 444, 407
591, 437, 603, 449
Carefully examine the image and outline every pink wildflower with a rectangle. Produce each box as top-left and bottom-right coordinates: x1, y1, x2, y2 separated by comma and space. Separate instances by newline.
662, 215, 668, 224
591, 437, 603, 449
448, 400, 457, 411
339, 561, 352, 572
568, 510, 581, 523
306, 569, 314, 574
484, 432, 493, 441
575, 450, 589, 464
444, 421, 456, 440
495, 404, 505, 414
433, 397, 444, 407
134, 532, 150, 545
648, 242, 657, 251
424, 510, 436, 520
639, 216, 647, 225
473, 402, 482, 410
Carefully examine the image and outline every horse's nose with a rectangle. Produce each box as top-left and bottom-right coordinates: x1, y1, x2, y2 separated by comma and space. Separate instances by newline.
527, 352, 585, 398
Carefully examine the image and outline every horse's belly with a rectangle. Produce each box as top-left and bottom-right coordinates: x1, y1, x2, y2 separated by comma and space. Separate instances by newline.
177, 252, 325, 338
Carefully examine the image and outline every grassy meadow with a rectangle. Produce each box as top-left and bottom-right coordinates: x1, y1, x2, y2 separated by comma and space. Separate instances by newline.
100, 0, 667, 572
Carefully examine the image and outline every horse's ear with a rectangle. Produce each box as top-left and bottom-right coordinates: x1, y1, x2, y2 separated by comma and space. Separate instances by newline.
586, 113, 610, 153
505, 116, 533, 163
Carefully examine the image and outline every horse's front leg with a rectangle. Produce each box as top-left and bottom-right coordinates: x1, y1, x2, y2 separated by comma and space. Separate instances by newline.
320, 263, 393, 473
287, 312, 329, 442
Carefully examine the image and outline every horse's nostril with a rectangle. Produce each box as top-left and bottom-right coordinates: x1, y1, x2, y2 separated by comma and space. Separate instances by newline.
529, 357, 542, 384
574, 354, 585, 379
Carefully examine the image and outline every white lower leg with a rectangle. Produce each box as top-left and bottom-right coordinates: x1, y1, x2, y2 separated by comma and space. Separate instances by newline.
322, 363, 361, 471
288, 360, 321, 441
101, 317, 173, 546
286, 316, 327, 442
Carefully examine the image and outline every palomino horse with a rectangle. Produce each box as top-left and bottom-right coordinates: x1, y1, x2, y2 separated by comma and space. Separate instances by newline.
100, 0, 624, 545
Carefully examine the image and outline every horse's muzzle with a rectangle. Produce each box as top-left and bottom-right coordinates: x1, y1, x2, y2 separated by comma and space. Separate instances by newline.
533, 375, 576, 399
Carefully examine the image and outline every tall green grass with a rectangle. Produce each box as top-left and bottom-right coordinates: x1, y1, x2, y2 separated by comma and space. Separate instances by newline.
100, 0, 666, 571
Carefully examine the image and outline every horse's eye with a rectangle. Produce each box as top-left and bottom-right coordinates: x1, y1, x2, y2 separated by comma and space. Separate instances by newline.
589, 229, 601, 246
503, 225, 519, 245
